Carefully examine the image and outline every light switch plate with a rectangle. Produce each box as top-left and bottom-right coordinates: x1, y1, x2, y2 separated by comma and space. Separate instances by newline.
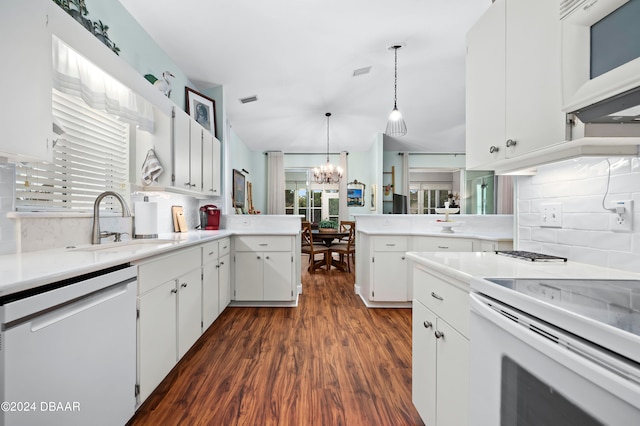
540, 203, 562, 228
609, 200, 633, 232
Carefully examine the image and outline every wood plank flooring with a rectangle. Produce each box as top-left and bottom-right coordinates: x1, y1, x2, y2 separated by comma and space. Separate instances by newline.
128, 258, 424, 426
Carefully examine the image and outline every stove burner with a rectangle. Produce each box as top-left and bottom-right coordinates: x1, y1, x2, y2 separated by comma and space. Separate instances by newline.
495, 250, 568, 262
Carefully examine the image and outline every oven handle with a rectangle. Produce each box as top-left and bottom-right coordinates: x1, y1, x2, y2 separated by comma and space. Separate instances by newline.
470, 293, 640, 408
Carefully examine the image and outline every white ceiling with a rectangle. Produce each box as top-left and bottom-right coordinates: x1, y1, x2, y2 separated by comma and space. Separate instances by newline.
119, 0, 491, 154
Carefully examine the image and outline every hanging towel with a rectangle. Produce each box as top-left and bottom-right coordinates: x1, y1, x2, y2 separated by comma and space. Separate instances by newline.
141, 149, 164, 185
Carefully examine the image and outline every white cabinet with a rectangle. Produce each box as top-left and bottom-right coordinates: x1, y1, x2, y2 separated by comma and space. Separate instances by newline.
370, 236, 409, 302
233, 236, 295, 302
202, 237, 230, 330
135, 246, 201, 403
172, 107, 220, 195
0, 0, 53, 162
202, 131, 221, 196
412, 264, 469, 426
466, 0, 565, 170
414, 237, 473, 252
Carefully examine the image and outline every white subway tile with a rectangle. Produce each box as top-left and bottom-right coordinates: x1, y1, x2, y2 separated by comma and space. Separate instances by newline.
557, 229, 589, 247
587, 231, 632, 251
607, 251, 640, 273
531, 228, 557, 243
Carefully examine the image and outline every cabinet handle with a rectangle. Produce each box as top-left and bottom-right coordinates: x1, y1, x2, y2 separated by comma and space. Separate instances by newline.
506, 139, 517, 147
423, 320, 432, 329
257, 256, 261, 260
181, 283, 188, 288
489, 145, 499, 154
401, 256, 405, 260
208, 251, 215, 256
171, 288, 178, 294
259, 243, 268, 246
266, 256, 270, 260
386, 243, 396, 247
184, 182, 191, 187
437, 246, 449, 249
434, 330, 445, 339
220, 261, 224, 265
216, 264, 220, 269
431, 292, 444, 301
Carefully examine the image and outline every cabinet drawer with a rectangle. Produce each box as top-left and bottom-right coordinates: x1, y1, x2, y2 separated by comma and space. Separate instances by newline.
413, 265, 469, 337
202, 241, 219, 264
219, 238, 230, 256
138, 247, 200, 294
415, 237, 472, 252
373, 236, 408, 252
234, 236, 292, 252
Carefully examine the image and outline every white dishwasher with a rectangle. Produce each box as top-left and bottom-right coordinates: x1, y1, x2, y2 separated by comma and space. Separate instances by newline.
0, 264, 137, 426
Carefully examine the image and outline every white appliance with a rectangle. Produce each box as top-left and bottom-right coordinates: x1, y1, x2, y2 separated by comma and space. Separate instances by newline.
561, 0, 640, 123
0, 265, 137, 426
470, 276, 640, 425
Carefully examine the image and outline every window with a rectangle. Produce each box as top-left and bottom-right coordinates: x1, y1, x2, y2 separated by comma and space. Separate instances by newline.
15, 89, 129, 212
409, 183, 452, 214
284, 168, 339, 223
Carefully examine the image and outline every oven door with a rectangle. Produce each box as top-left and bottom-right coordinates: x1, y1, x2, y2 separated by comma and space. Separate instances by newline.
470, 293, 640, 426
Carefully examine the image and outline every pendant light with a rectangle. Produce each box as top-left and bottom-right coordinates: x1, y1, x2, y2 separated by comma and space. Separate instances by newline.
313, 112, 343, 184
385, 44, 407, 136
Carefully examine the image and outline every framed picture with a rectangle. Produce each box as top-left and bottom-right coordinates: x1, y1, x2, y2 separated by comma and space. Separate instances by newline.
233, 169, 245, 209
370, 184, 377, 211
347, 181, 366, 207
185, 87, 217, 137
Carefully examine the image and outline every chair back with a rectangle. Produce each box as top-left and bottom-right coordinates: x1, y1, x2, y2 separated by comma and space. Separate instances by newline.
301, 222, 314, 247
339, 220, 355, 233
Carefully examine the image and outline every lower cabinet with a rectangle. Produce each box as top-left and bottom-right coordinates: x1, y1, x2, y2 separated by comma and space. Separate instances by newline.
233, 236, 295, 301
218, 252, 231, 311
371, 236, 409, 301
412, 263, 470, 426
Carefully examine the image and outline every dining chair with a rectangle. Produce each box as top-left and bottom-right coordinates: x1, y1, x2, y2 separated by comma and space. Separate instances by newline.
330, 226, 356, 272
300, 223, 331, 273
339, 221, 355, 243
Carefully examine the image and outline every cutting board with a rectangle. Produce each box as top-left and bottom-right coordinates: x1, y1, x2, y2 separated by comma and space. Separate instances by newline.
171, 205, 188, 233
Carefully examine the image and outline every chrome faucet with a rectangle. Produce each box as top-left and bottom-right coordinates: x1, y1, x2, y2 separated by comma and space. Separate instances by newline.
92, 191, 132, 244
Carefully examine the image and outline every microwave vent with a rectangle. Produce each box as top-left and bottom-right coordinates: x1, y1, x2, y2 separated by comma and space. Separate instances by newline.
560, 0, 585, 19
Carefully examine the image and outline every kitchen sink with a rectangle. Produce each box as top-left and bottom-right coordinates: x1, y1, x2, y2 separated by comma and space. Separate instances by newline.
68, 239, 181, 253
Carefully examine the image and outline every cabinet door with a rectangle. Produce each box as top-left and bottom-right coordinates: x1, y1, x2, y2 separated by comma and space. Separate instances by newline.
263, 252, 293, 301
173, 108, 191, 189
0, 0, 53, 162
201, 132, 221, 196
412, 300, 438, 426
465, 0, 506, 170
202, 261, 220, 331
177, 268, 202, 359
436, 318, 469, 426
137, 279, 177, 403
189, 120, 203, 191
372, 252, 408, 301
234, 252, 264, 300
504, 0, 565, 158
218, 253, 231, 312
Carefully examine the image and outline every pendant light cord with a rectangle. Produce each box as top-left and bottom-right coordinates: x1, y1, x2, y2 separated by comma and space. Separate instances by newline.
393, 47, 398, 109
326, 112, 331, 163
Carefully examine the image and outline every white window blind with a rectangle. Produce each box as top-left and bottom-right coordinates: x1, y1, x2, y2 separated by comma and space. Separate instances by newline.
15, 89, 129, 212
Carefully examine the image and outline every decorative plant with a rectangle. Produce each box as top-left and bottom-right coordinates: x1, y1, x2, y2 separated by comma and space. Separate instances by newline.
318, 219, 338, 229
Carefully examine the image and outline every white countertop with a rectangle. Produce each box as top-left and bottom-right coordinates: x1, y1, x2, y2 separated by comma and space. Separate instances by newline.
406, 251, 640, 288
0, 229, 299, 298
359, 229, 512, 241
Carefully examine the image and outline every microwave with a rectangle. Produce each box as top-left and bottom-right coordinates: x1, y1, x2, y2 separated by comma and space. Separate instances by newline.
561, 0, 640, 124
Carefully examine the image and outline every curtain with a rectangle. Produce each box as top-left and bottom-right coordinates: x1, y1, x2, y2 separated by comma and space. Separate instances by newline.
52, 36, 154, 132
497, 175, 514, 214
339, 151, 348, 221
267, 151, 285, 214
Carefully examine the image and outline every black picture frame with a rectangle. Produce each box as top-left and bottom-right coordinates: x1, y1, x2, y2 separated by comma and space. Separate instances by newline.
233, 169, 245, 209
185, 87, 217, 138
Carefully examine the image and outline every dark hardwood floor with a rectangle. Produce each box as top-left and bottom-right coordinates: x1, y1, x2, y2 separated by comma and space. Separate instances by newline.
128, 258, 423, 425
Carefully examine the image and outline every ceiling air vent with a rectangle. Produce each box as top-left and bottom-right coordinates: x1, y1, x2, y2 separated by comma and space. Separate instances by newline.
352, 66, 372, 77
239, 95, 258, 104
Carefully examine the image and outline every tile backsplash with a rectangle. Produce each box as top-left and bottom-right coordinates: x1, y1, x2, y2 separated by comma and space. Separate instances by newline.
517, 157, 640, 273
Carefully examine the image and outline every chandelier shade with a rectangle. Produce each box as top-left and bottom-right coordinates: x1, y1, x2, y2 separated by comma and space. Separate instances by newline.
313, 112, 343, 184
385, 44, 407, 137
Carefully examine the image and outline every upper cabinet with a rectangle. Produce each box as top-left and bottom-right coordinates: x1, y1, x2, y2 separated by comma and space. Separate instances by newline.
136, 106, 221, 198
466, 0, 566, 171
0, 0, 54, 162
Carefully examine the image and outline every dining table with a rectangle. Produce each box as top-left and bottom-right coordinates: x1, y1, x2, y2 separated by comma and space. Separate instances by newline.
311, 230, 350, 271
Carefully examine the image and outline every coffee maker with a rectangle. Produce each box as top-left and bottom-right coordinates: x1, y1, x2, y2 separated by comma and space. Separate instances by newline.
199, 205, 220, 230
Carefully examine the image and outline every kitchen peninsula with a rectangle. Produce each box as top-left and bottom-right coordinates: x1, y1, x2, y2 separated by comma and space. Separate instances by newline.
354, 214, 513, 307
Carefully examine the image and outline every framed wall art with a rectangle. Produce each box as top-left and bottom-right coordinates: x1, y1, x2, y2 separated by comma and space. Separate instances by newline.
185, 87, 217, 137
347, 180, 366, 207
232, 169, 245, 209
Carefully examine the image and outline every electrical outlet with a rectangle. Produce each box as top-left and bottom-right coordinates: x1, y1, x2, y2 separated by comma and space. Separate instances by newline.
540, 203, 562, 228
609, 200, 633, 232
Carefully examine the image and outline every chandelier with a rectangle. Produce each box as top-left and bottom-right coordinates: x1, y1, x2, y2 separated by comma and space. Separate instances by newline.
385, 44, 407, 136
313, 112, 343, 184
